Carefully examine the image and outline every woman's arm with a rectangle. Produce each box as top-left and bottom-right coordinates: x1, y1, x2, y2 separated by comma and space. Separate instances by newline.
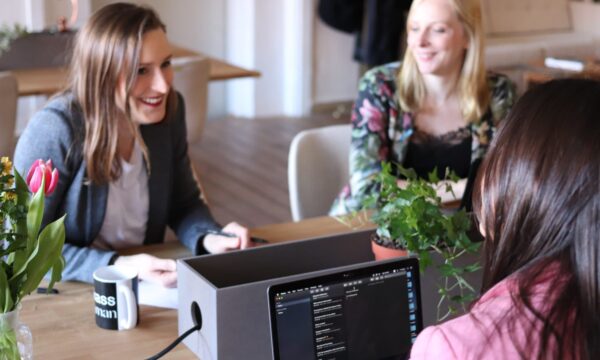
166, 94, 234, 254
330, 66, 398, 215
14, 102, 77, 228
14, 97, 119, 284
396, 178, 467, 204
489, 73, 517, 126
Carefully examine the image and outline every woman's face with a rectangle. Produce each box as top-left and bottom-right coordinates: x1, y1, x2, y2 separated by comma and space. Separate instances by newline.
118, 28, 173, 125
406, 0, 468, 77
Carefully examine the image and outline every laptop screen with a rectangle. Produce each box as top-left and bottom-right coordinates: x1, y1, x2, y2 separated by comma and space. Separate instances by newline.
268, 257, 423, 360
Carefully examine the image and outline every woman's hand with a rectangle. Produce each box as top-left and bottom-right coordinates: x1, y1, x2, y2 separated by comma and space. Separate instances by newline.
397, 178, 467, 203
203, 222, 252, 253
114, 253, 177, 288
396, 179, 409, 189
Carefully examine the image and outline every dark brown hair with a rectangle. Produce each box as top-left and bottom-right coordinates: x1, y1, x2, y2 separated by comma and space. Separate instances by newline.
69, 2, 176, 183
473, 78, 600, 359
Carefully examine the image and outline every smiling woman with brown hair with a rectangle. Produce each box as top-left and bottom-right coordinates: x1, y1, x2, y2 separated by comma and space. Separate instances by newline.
411, 78, 600, 359
14, 3, 252, 286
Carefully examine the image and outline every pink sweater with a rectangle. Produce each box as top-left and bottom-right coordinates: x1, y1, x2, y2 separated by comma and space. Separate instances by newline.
410, 271, 560, 360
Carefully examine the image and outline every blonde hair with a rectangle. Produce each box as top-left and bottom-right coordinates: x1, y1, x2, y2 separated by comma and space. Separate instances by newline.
68, 3, 176, 184
398, 0, 489, 123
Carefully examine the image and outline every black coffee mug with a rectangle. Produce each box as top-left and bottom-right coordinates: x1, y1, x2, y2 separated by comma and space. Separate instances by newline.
93, 265, 139, 330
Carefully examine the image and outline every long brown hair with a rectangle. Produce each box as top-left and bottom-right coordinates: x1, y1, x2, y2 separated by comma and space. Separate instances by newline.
398, 0, 489, 123
473, 79, 600, 359
69, 2, 176, 184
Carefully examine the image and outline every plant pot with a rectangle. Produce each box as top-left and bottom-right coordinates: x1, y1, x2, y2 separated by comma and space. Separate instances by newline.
370, 233, 408, 260
0, 305, 33, 360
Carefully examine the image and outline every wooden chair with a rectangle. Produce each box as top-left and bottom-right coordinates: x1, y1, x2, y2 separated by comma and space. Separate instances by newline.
0, 72, 18, 157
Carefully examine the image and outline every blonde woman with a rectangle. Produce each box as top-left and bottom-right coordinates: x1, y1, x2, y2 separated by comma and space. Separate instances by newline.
14, 3, 251, 286
330, 0, 515, 215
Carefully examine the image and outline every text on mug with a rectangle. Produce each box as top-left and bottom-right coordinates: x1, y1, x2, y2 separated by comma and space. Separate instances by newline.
95, 307, 118, 319
94, 292, 116, 306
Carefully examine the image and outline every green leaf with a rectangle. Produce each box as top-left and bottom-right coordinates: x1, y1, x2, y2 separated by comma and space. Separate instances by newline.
10, 237, 40, 281
0, 328, 20, 359
361, 161, 480, 321
19, 179, 51, 279
464, 263, 482, 273
0, 267, 14, 313
465, 240, 481, 253
418, 251, 432, 271
48, 256, 65, 292
438, 263, 458, 277
19, 215, 65, 297
13, 171, 29, 239
427, 168, 440, 183
9, 170, 30, 276
26, 176, 46, 250
402, 168, 418, 181
0, 238, 25, 258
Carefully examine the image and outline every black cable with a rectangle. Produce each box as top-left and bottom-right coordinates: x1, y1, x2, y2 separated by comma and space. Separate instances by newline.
145, 324, 201, 360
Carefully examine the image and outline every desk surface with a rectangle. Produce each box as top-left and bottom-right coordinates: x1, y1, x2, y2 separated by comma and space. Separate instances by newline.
13, 45, 260, 97
521, 58, 600, 89
21, 215, 373, 359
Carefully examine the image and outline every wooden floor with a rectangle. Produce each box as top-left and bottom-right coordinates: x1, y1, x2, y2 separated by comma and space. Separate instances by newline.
188, 114, 347, 228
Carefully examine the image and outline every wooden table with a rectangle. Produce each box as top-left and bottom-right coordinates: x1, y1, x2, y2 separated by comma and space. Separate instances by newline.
21, 216, 374, 359
522, 59, 600, 89
13, 45, 260, 97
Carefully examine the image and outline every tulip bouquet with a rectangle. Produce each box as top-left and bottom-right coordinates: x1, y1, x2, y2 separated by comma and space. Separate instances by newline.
0, 157, 65, 359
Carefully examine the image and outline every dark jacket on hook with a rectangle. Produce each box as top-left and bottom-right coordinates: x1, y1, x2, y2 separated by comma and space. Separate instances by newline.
318, 0, 413, 67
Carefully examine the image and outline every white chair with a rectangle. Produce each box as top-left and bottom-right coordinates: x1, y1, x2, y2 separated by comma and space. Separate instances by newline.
0, 72, 18, 157
172, 56, 210, 144
288, 124, 352, 221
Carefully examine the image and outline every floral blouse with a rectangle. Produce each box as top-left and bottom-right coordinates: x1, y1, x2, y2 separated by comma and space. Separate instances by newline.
329, 62, 516, 216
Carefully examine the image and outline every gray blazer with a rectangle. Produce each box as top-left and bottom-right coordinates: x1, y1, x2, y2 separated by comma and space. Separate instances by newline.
14, 92, 220, 283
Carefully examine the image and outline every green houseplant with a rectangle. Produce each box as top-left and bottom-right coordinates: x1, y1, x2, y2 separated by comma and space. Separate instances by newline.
358, 162, 481, 320
0, 157, 65, 360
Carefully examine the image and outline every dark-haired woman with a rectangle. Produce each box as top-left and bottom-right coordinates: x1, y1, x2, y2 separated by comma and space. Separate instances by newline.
411, 78, 600, 359
14, 3, 252, 286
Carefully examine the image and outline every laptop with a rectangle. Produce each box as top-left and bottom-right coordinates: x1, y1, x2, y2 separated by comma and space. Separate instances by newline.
267, 257, 423, 360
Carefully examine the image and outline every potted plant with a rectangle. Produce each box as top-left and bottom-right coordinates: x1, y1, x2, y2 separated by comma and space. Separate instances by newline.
350, 162, 481, 320
0, 157, 65, 359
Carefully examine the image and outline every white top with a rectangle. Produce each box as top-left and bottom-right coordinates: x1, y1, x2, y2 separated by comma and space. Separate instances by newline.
93, 141, 149, 250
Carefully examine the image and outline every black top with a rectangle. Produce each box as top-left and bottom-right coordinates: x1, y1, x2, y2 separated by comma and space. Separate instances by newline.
403, 126, 472, 180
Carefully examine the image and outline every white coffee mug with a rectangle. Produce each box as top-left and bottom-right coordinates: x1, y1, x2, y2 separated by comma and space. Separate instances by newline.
93, 265, 139, 330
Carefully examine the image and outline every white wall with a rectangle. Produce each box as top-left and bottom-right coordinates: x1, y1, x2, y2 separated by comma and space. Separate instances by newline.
225, 0, 256, 117
251, 0, 286, 117
313, 17, 360, 105
44, 0, 91, 29
0, 0, 91, 31
0, 1, 27, 26
226, 0, 317, 118
571, 2, 600, 36
225, 0, 358, 117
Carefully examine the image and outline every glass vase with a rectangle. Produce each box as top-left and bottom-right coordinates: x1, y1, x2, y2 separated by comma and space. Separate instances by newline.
0, 306, 33, 360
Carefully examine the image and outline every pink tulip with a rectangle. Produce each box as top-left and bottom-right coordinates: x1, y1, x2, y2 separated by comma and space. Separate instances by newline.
26, 159, 59, 196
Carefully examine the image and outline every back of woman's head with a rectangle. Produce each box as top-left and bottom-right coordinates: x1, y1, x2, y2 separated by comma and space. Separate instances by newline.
399, 0, 488, 122
474, 78, 600, 359
69, 3, 167, 183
